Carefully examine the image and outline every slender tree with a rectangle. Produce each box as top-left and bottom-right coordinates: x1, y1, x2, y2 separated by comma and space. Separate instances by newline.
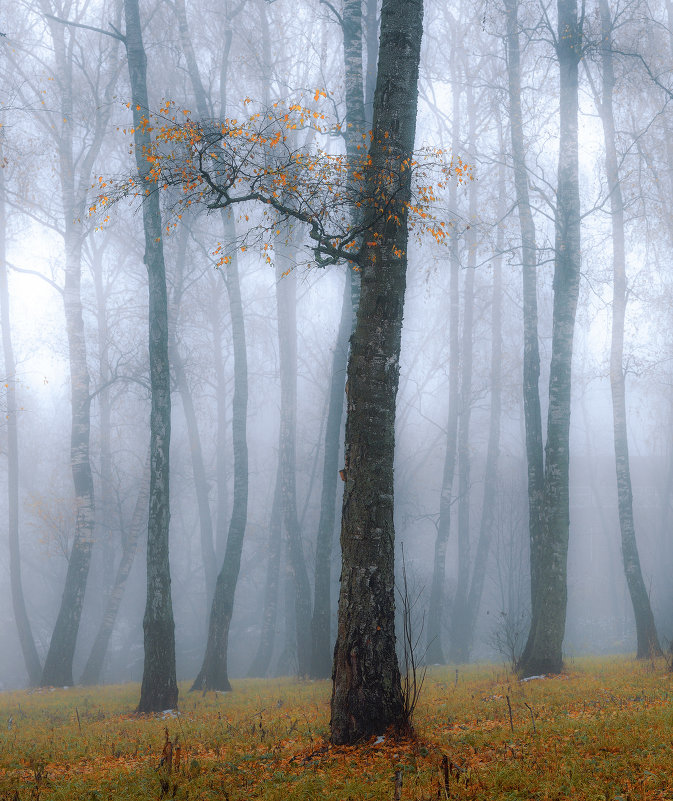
310, 0, 368, 679
595, 0, 661, 658
426, 53, 461, 665
0, 140, 42, 686
39, 4, 118, 686
123, 0, 178, 712
518, 0, 582, 676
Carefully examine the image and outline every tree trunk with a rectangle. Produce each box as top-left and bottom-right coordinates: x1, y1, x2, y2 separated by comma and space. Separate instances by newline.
173, 0, 251, 690
504, 0, 545, 677
39, 10, 97, 688
80, 450, 150, 685
330, 0, 423, 745
169, 227, 217, 603
426, 63, 461, 666
0, 141, 42, 687
247, 468, 282, 677
463, 155, 505, 656
309, 0, 366, 680
598, 0, 661, 658
276, 235, 312, 677
518, 0, 581, 676
190, 210, 249, 691
124, 0, 178, 713
448, 80, 477, 665
310, 270, 351, 678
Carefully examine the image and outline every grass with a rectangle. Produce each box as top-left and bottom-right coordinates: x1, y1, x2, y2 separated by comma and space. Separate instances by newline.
1, 656, 672, 799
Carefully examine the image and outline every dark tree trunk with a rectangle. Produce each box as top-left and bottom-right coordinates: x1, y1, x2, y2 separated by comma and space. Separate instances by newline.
124, 0, 178, 713
247, 469, 282, 677
0, 143, 42, 687
518, 0, 581, 676
426, 64, 461, 666
330, 0, 423, 745
191, 211, 249, 691
597, 0, 661, 659
80, 450, 150, 685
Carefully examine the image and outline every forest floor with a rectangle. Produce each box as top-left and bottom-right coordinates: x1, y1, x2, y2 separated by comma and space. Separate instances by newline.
1, 656, 672, 799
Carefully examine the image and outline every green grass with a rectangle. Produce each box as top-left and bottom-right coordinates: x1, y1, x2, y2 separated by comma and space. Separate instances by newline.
1, 656, 672, 799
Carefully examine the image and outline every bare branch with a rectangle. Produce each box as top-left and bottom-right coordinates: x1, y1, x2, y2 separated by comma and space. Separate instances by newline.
43, 13, 125, 43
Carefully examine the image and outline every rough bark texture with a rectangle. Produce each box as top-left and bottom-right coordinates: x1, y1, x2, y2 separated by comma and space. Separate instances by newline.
0, 145, 42, 687
504, 0, 545, 676
80, 450, 150, 685
124, 0, 178, 713
518, 0, 581, 676
425, 67, 460, 666
598, 0, 661, 659
330, 0, 423, 745
309, 0, 367, 679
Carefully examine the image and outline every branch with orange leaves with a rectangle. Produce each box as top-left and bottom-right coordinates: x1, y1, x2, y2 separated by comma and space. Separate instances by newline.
94, 97, 472, 268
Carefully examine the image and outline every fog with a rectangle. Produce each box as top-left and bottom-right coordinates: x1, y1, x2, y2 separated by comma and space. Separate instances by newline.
0, 0, 671, 694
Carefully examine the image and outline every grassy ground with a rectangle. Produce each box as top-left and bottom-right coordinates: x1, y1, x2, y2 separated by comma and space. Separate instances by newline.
1, 656, 672, 799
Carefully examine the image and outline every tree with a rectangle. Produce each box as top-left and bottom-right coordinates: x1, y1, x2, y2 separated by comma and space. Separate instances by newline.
124, 0, 178, 712
329, 0, 424, 743
517, 0, 582, 676
503, 0, 544, 676
98, 0, 447, 733
0, 137, 42, 686
30, 3, 120, 688
594, 0, 661, 659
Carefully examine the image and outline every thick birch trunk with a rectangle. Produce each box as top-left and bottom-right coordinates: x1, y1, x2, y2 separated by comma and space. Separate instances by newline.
330, 0, 423, 745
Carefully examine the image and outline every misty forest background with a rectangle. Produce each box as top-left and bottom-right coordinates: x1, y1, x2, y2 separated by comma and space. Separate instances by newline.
0, 0, 671, 693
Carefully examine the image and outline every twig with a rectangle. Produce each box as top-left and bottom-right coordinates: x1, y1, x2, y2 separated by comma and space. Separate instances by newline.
524, 702, 536, 733
441, 754, 450, 799
75, 707, 82, 735
506, 695, 514, 732
393, 769, 403, 801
